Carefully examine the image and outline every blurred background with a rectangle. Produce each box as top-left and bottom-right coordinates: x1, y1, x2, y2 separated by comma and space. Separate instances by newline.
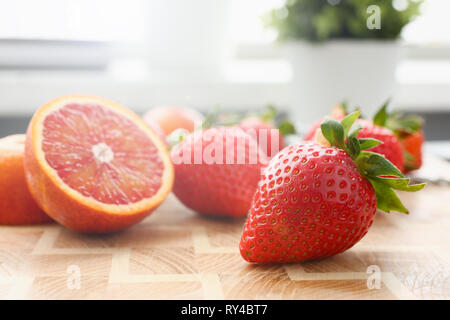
0, 0, 449, 158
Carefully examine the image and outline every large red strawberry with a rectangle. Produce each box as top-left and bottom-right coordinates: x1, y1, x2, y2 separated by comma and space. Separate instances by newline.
240, 112, 424, 263
305, 103, 406, 172
170, 126, 268, 217
371, 102, 425, 172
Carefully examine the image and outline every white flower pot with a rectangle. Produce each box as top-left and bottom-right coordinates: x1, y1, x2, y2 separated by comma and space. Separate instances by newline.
285, 40, 401, 125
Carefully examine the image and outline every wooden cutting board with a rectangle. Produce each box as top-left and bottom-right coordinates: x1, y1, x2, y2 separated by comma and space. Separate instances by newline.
0, 157, 449, 300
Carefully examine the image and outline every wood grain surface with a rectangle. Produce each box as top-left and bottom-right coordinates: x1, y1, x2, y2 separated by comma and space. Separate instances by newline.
0, 156, 449, 300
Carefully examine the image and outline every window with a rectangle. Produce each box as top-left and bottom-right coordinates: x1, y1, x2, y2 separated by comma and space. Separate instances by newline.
402, 0, 450, 44
0, 0, 146, 41
2, 0, 449, 64
0, 0, 448, 114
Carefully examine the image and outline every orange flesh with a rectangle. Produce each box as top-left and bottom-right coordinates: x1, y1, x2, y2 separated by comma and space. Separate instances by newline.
41, 103, 164, 205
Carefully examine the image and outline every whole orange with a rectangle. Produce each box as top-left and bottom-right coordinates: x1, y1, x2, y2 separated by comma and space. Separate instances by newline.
0, 134, 52, 225
143, 106, 204, 136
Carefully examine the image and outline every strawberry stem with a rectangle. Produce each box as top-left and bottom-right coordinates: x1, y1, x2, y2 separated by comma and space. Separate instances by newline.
373, 98, 391, 127
373, 99, 424, 135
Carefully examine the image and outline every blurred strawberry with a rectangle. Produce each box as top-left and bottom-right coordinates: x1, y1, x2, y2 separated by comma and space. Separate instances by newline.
372, 101, 425, 173
238, 105, 296, 158
400, 131, 424, 172
305, 101, 407, 172
356, 119, 405, 173
143, 106, 204, 136
170, 126, 268, 217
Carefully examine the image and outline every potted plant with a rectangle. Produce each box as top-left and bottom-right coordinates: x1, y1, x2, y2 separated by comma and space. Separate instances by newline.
263, 0, 422, 124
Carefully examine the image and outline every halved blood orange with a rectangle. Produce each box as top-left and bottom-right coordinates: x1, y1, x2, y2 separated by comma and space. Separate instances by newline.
24, 95, 174, 233
0, 134, 52, 225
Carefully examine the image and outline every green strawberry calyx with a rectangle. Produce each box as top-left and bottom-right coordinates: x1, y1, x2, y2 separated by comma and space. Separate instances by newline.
320, 111, 425, 214
373, 99, 424, 136
373, 99, 424, 165
167, 105, 222, 150
258, 104, 296, 136
194, 104, 297, 136
207, 104, 297, 136
166, 128, 190, 151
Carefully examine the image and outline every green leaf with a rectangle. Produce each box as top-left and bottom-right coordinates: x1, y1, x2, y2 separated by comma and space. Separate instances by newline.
404, 163, 420, 171
341, 111, 360, 137
339, 99, 348, 114
372, 177, 425, 192
373, 99, 390, 126
359, 138, 383, 150
387, 114, 424, 135
278, 120, 296, 135
219, 112, 243, 126
369, 178, 409, 214
354, 106, 365, 120
260, 105, 277, 122
365, 164, 426, 214
348, 123, 362, 139
346, 135, 360, 159
166, 128, 189, 150
372, 99, 423, 136
397, 115, 424, 132
340, 100, 349, 114
355, 151, 403, 178
404, 150, 415, 163
320, 117, 345, 148
201, 105, 221, 129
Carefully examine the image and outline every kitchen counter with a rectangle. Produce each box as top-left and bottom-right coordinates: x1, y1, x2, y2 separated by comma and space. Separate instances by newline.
0, 158, 449, 300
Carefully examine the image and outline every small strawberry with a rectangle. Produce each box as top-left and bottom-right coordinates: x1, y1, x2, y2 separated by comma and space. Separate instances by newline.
356, 119, 405, 173
170, 126, 268, 217
240, 112, 424, 263
372, 101, 425, 172
305, 102, 406, 172
400, 131, 424, 172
